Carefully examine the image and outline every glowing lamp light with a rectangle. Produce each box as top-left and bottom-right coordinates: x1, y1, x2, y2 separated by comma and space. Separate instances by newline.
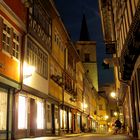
109, 128, 112, 132
23, 62, 35, 78
110, 91, 116, 98
114, 111, 118, 116
105, 115, 109, 120
81, 102, 88, 109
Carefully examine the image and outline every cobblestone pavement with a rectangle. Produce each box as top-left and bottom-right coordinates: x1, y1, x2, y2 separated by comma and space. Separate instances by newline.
19, 133, 138, 140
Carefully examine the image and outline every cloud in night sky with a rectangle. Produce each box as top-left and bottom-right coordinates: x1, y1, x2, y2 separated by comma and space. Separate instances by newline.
54, 0, 114, 86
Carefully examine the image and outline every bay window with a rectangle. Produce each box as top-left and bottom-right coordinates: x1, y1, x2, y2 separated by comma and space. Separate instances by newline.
2, 20, 21, 60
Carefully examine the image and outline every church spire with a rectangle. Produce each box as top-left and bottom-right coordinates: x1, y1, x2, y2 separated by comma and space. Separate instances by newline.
79, 14, 90, 41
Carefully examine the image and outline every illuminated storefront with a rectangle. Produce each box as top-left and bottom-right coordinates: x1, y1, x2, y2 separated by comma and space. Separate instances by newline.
60, 108, 72, 134
0, 86, 15, 140
0, 88, 7, 131
15, 94, 45, 138
37, 101, 44, 129
18, 96, 27, 129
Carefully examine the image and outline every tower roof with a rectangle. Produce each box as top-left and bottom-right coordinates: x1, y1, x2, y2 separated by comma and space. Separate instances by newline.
79, 14, 90, 41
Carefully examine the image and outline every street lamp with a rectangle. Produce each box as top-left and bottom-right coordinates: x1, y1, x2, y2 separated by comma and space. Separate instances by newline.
110, 91, 120, 118
23, 62, 35, 79
110, 91, 116, 98
114, 111, 118, 117
104, 115, 109, 120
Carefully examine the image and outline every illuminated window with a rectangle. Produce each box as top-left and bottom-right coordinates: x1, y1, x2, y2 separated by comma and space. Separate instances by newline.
2, 23, 11, 53
27, 39, 48, 78
63, 110, 67, 129
18, 95, 27, 129
0, 90, 7, 130
37, 101, 44, 129
69, 112, 72, 129
13, 32, 20, 59
2, 21, 21, 60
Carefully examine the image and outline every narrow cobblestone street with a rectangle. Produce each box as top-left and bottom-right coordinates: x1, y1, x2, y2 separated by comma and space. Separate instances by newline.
19, 133, 137, 140
1, 0, 140, 140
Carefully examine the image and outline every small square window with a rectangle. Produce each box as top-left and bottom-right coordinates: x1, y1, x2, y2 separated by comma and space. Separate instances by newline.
84, 53, 90, 62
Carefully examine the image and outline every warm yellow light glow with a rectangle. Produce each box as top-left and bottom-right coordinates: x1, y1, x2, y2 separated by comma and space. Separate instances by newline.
110, 91, 116, 98
23, 62, 35, 77
64, 110, 66, 129
108, 128, 112, 132
105, 115, 109, 120
18, 96, 27, 129
120, 113, 123, 116
37, 101, 44, 129
114, 111, 118, 116
69, 112, 72, 129
0, 91, 7, 130
60, 109, 63, 128
81, 102, 88, 109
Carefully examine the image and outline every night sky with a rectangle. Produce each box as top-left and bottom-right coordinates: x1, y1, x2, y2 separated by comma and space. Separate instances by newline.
54, 0, 114, 86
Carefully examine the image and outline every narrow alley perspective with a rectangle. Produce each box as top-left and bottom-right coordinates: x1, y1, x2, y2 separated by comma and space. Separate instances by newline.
19, 133, 136, 140
0, 0, 140, 140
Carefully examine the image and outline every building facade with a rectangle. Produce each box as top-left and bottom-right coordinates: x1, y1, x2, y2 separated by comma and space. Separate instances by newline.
0, 0, 108, 139
99, 0, 140, 138
0, 0, 26, 139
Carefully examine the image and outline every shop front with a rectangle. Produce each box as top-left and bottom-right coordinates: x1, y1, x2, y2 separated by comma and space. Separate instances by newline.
60, 106, 72, 134
81, 113, 88, 132
0, 83, 16, 140
14, 92, 46, 139
0, 75, 21, 140
0, 87, 8, 139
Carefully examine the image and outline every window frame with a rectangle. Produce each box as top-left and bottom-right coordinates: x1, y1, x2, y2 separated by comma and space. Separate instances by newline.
2, 20, 21, 61
27, 39, 48, 79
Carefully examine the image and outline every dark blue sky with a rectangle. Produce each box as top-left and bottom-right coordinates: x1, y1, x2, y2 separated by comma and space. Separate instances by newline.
54, 0, 114, 86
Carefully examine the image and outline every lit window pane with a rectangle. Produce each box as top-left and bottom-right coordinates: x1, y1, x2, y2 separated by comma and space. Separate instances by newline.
69, 112, 72, 129
37, 101, 44, 129
18, 96, 27, 129
0, 91, 7, 130
64, 110, 67, 129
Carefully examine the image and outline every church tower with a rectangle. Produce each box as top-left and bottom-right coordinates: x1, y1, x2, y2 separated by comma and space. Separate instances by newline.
75, 14, 99, 91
